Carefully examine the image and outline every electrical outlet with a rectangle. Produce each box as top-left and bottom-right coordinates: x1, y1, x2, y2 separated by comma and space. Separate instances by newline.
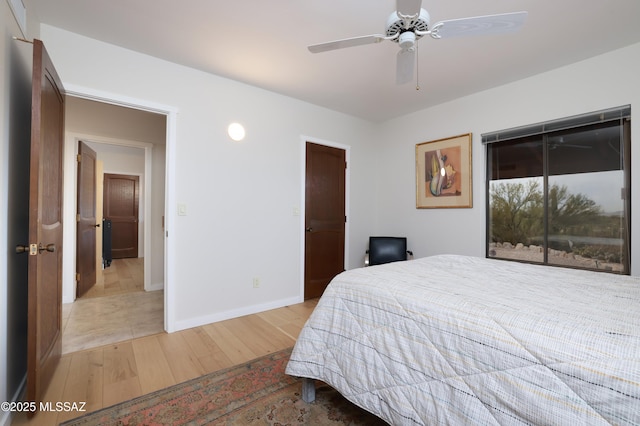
252, 277, 260, 288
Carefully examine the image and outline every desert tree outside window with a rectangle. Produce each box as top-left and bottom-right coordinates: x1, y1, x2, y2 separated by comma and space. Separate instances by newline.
484, 106, 631, 274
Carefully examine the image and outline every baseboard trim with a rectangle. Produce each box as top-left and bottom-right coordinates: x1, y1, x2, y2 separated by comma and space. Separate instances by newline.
0, 374, 26, 426
146, 282, 164, 292
172, 296, 301, 332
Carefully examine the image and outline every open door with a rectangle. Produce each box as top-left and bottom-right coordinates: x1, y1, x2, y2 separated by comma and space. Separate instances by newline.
304, 142, 346, 299
76, 141, 98, 297
24, 39, 65, 408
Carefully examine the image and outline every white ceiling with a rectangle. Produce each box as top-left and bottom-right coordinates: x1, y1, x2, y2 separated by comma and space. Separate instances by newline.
23, 0, 640, 122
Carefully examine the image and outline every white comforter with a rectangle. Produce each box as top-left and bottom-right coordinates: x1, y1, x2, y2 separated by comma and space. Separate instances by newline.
286, 255, 640, 425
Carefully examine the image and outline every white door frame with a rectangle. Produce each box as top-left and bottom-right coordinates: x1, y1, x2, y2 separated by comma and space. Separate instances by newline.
64, 84, 178, 332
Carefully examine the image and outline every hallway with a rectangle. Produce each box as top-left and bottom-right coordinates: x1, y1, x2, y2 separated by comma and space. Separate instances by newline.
62, 258, 164, 354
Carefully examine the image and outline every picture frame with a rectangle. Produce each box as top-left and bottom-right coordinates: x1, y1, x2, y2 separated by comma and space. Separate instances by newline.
416, 133, 472, 209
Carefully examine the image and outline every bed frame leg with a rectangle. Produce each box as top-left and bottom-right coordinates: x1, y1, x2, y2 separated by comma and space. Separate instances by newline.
301, 378, 316, 403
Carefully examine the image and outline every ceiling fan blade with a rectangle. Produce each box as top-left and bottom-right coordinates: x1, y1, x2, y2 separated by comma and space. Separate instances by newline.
308, 34, 387, 53
396, 48, 415, 85
396, 0, 422, 18
433, 11, 528, 39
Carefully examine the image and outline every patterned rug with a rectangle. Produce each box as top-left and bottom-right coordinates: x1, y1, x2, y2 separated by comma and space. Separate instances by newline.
60, 348, 387, 425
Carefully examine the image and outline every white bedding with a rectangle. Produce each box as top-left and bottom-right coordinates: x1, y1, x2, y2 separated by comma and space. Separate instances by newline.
285, 255, 640, 425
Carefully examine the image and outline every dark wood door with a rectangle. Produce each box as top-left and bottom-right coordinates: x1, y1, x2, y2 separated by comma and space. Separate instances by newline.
26, 39, 65, 408
304, 142, 346, 299
76, 141, 98, 297
104, 173, 139, 259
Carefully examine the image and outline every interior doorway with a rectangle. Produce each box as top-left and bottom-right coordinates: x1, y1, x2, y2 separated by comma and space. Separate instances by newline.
64, 96, 168, 352
304, 142, 346, 299
104, 173, 140, 259
301, 138, 350, 300
77, 142, 146, 298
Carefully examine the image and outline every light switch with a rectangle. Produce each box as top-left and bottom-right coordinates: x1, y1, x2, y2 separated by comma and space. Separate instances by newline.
178, 203, 187, 216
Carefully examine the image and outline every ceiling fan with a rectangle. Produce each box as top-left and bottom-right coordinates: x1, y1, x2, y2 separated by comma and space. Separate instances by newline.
308, 0, 528, 85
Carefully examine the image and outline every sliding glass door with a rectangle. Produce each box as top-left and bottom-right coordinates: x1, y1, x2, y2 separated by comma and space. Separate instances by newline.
485, 107, 631, 274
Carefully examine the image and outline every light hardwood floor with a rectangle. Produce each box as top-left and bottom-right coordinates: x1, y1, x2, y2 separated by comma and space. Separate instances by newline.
13, 298, 318, 425
82, 257, 145, 299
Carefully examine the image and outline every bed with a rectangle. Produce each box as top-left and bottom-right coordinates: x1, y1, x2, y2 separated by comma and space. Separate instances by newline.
285, 254, 640, 425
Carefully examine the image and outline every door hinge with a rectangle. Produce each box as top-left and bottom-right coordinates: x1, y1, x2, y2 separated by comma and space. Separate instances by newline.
345, 215, 347, 223
76, 214, 81, 222
77, 154, 81, 162
75, 273, 80, 282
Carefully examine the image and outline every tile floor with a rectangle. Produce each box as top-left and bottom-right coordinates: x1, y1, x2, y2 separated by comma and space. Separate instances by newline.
61, 258, 164, 354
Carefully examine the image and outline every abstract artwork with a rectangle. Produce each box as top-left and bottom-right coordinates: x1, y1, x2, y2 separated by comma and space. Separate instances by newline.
416, 133, 472, 208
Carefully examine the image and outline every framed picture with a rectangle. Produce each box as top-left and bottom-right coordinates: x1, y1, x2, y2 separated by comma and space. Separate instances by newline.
416, 133, 472, 208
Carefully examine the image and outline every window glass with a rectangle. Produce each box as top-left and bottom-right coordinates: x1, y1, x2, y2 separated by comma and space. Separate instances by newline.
546, 122, 625, 272
487, 119, 629, 274
488, 137, 544, 263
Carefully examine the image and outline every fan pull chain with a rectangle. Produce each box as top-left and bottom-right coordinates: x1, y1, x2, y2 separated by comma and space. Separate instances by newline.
415, 42, 420, 91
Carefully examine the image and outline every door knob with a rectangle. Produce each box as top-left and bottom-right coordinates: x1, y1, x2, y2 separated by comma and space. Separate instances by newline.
306, 227, 313, 232
92, 223, 100, 228
38, 243, 56, 253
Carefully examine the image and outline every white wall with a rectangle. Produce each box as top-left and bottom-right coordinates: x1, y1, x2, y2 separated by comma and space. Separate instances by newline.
376, 42, 640, 276
39, 25, 378, 331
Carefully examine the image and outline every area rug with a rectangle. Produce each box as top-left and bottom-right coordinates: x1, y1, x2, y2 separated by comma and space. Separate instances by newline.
60, 348, 387, 425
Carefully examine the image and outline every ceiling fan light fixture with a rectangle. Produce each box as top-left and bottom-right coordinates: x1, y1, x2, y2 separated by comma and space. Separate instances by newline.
307, 1, 527, 86
398, 31, 416, 50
